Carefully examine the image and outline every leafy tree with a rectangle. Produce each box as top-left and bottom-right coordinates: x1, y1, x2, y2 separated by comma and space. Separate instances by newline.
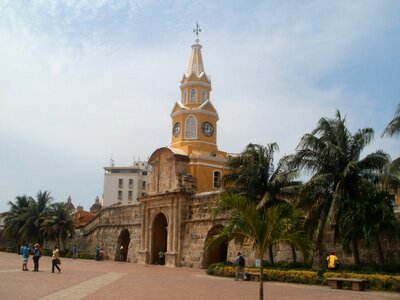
290, 111, 389, 265
3, 195, 31, 242
382, 104, 400, 138
382, 104, 400, 185
223, 143, 300, 206
41, 202, 75, 247
223, 143, 301, 263
206, 193, 311, 300
19, 191, 52, 244
338, 182, 399, 265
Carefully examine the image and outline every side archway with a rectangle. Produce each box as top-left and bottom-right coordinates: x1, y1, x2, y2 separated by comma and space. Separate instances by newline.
151, 213, 168, 265
201, 225, 228, 269
116, 229, 130, 262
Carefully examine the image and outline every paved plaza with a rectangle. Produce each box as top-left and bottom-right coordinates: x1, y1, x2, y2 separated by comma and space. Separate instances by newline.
0, 252, 398, 300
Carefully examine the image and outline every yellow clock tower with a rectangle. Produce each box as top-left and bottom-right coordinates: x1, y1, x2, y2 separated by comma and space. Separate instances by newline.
169, 35, 228, 193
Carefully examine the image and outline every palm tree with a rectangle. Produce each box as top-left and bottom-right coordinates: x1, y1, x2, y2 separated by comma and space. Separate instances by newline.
19, 191, 52, 244
290, 111, 390, 265
224, 143, 300, 206
206, 193, 311, 300
223, 143, 301, 263
382, 104, 400, 138
41, 202, 75, 248
338, 182, 399, 265
3, 195, 32, 242
382, 104, 400, 185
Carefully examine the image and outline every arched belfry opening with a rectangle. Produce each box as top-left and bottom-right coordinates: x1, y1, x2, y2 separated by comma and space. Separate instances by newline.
201, 225, 228, 269
151, 213, 168, 265
116, 229, 130, 262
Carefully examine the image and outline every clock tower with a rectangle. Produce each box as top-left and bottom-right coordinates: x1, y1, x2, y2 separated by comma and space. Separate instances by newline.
169, 36, 228, 192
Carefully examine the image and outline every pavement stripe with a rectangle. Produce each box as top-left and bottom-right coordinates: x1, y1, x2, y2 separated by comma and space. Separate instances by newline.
39, 272, 127, 300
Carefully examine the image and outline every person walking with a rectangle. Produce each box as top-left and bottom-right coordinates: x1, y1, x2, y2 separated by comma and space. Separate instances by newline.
99, 248, 104, 261
21, 243, 31, 271
119, 245, 124, 261
72, 245, 77, 259
32, 243, 41, 272
327, 251, 340, 271
235, 252, 247, 281
95, 246, 100, 261
52, 245, 61, 273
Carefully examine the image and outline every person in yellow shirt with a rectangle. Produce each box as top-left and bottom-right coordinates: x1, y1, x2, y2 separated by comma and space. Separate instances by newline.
327, 251, 339, 270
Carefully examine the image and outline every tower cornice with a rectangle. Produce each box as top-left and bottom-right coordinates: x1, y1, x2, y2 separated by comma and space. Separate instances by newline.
170, 107, 219, 120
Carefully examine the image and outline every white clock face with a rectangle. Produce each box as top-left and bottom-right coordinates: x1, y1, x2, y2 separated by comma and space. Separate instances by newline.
201, 122, 214, 137
173, 122, 180, 136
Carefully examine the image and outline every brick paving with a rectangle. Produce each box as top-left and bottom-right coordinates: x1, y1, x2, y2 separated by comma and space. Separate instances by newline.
0, 252, 398, 300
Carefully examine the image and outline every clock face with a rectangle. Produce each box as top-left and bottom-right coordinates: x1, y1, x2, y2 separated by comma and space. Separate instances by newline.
173, 122, 180, 136
201, 122, 214, 137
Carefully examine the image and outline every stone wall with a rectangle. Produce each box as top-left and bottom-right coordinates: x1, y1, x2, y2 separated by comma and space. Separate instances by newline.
71, 204, 142, 262
70, 191, 400, 269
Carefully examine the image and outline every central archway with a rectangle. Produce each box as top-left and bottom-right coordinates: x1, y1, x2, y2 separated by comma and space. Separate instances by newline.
202, 225, 228, 269
151, 213, 168, 265
116, 229, 130, 262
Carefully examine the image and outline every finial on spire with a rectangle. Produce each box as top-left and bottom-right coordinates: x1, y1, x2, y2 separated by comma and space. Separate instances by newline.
193, 21, 201, 39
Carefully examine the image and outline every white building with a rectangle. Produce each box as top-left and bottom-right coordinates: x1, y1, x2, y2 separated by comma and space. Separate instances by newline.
102, 161, 151, 206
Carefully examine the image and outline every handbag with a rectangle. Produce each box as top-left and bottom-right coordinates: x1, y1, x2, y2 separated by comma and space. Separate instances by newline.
55, 258, 61, 265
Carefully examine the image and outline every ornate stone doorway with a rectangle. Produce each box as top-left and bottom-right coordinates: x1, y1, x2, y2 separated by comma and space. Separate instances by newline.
201, 225, 228, 268
116, 229, 130, 261
151, 213, 168, 265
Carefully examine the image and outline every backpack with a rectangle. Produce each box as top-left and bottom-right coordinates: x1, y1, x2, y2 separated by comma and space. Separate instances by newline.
238, 255, 245, 267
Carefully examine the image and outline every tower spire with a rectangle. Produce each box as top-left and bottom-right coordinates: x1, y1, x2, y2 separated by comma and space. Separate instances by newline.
193, 21, 201, 39
186, 23, 205, 77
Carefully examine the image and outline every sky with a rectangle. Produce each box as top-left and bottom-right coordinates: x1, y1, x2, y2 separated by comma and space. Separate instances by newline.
0, 0, 399, 212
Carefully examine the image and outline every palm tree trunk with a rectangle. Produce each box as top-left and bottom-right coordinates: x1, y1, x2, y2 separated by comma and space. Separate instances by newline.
376, 236, 384, 265
268, 245, 274, 265
352, 239, 360, 266
259, 252, 264, 300
291, 245, 297, 263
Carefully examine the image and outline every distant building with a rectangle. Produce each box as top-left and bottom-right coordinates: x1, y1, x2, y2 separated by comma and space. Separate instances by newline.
73, 206, 96, 229
102, 161, 151, 206
90, 196, 102, 213
64, 196, 75, 212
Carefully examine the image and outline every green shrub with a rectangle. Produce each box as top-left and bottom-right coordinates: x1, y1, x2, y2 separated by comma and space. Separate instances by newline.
78, 252, 95, 260
209, 265, 400, 292
41, 249, 52, 256
265, 269, 322, 285
335, 263, 400, 275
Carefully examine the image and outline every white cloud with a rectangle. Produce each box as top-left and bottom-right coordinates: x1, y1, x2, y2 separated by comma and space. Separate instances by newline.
0, 1, 399, 211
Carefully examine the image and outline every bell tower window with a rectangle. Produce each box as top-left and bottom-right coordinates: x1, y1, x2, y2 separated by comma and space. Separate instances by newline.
201, 89, 206, 103
185, 115, 197, 139
183, 90, 187, 104
190, 89, 197, 103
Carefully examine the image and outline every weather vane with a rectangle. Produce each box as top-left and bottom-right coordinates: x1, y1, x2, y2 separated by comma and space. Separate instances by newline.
193, 21, 201, 38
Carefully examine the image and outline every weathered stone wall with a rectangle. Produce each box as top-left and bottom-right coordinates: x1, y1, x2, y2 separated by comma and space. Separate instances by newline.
71, 204, 142, 262
148, 148, 190, 195
71, 191, 400, 269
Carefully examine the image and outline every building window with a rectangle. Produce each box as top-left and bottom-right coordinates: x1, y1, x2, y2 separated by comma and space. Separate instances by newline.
142, 171, 148, 176
185, 115, 197, 139
128, 191, 133, 201
183, 90, 187, 104
213, 171, 221, 189
142, 181, 146, 189
118, 190, 122, 200
118, 179, 123, 189
190, 89, 197, 103
201, 89, 206, 103
129, 179, 133, 189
